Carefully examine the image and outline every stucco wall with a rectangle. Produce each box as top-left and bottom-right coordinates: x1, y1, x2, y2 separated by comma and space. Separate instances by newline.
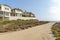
1, 5, 11, 12
9, 16, 36, 20
15, 10, 22, 14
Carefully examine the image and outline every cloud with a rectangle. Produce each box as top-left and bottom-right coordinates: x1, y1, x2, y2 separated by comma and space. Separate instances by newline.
50, 6, 60, 14
49, 0, 60, 20
51, 0, 60, 3
51, 0, 57, 2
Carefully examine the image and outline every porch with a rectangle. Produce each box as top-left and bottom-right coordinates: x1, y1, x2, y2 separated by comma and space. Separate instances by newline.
0, 11, 10, 21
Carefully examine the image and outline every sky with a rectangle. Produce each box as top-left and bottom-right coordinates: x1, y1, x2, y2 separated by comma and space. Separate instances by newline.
0, 0, 60, 21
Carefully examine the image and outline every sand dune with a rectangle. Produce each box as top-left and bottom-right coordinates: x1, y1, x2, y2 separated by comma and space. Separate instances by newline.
0, 22, 55, 40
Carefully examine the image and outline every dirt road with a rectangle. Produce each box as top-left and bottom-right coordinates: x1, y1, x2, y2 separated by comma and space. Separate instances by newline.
0, 23, 55, 40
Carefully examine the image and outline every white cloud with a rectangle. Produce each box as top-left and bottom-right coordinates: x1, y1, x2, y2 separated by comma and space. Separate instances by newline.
50, 6, 60, 14
51, 0, 60, 3
49, 0, 60, 20
51, 0, 57, 2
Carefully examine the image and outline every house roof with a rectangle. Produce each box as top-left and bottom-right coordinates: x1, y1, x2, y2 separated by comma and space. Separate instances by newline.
12, 8, 23, 12
0, 4, 11, 9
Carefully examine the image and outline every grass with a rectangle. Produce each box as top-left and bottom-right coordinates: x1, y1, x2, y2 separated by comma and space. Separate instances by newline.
0, 21, 11, 25
56, 38, 60, 40
52, 23, 60, 40
0, 19, 49, 33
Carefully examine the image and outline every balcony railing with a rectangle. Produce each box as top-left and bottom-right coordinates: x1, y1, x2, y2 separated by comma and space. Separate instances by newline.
0, 14, 3, 16
0, 14, 9, 17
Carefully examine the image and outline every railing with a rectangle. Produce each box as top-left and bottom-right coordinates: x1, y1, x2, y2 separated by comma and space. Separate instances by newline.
0, 14, 9, 17
0, 14, 3, 16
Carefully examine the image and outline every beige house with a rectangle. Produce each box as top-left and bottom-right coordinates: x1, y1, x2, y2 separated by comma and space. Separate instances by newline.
22, 11, 35, 17
0, 4, 36, 21
0, 4, 11, 21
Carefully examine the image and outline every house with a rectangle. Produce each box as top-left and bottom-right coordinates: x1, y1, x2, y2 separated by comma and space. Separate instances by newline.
0, 4, 36, 21
11, 8, 23, 17
0, 4, 11, 21
22, 11, 35, 17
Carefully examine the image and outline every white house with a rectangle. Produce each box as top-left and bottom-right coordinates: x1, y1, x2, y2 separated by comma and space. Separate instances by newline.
0, 4, 36, 21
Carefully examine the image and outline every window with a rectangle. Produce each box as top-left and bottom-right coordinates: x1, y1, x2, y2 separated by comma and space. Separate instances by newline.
0, 6, 1, 10
5, 8, 9, 10
4, 12, 9, 16
10, 13, 15, 16
16, 13, 20, 16
0, 12, 3, 16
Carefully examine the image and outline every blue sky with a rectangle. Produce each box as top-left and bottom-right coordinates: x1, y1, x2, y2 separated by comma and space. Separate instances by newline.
0, 0, 60, 21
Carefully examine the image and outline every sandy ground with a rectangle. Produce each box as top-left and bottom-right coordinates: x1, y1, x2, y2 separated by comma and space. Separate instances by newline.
0, 22, 55, 40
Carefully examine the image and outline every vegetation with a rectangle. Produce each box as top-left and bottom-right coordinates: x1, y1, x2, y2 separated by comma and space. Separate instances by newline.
0, 19, 48, 33
52, 23, 60, 40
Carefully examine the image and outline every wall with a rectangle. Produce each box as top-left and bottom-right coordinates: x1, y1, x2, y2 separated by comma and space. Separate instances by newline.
1, 5, 11, 12
15, 10, 22, 14
9, 16, 36, 20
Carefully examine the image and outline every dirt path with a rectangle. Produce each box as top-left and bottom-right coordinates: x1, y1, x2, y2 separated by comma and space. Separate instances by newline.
0, 22, 55, 40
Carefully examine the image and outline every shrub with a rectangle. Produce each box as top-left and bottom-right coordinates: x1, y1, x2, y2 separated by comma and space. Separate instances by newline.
0, 19, 48, 33
56, 38, 60, 40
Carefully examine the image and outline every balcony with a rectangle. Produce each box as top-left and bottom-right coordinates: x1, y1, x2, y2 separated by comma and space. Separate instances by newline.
0, 11, 9, 17
0, 6, 1, 10
0, 11, 3, 17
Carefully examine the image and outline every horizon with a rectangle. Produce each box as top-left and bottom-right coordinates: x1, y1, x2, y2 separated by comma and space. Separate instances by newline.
0, 0, 60, 21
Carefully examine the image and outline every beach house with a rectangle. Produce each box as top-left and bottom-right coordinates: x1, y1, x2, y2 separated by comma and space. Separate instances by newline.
0, 4, 36, 21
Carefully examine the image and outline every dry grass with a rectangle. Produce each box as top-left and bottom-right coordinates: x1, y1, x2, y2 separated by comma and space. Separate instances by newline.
52, 23, 60, 40
0, 19, 49, 33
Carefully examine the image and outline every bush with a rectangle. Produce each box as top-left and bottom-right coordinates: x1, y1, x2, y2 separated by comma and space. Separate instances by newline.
56, 38, 60, 40
0, 21, 11, 25
0, 19, 48, 33
52, 23, 60, 40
